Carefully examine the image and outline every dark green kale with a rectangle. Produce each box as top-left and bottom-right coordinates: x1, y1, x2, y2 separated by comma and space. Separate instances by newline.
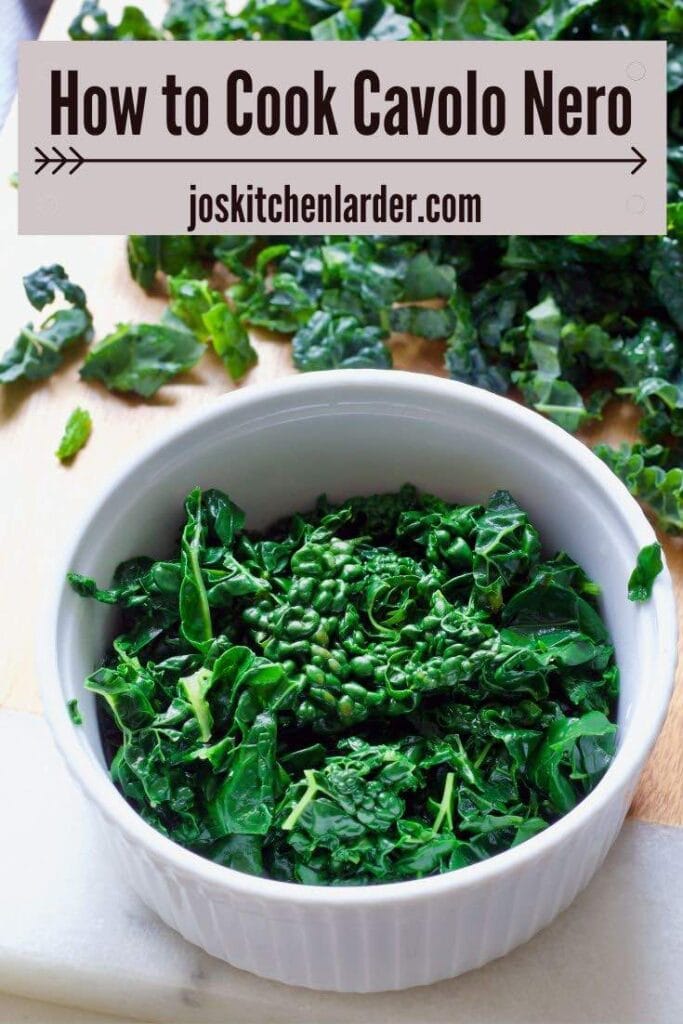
202, 303, 258, 380
56, 407, 92, 462
168, 274, 257, 380
594, 442, 683, 535
292, 312, 391, 371
120, 217, 683, 490
70, 486, 618, 885
390, 305, 455, 340
0, 265, 92, 383
69, 0, 163, 39
127, 235, 219, 289
512, 296, 592, 432
80, 315, 204, 397
628, 542, 664, 601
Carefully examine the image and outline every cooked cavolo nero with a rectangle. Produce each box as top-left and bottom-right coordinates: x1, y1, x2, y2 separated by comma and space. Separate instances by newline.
69, 486, 618, 885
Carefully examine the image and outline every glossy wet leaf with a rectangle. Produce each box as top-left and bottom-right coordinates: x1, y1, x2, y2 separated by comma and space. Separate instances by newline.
628, 542, 664, 601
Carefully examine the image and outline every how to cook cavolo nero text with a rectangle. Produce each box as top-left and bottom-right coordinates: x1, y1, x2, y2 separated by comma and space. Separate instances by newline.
69, 486, 621, 885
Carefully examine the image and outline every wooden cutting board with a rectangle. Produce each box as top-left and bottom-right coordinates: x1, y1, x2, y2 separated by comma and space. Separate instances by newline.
1, 0, 680, 826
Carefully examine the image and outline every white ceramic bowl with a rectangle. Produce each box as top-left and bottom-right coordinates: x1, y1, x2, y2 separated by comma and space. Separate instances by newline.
41, 370, 676, 993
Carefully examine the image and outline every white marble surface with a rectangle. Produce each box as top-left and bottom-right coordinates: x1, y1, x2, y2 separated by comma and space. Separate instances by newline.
1, 708, 682, 1024
0, 993, 137, 1023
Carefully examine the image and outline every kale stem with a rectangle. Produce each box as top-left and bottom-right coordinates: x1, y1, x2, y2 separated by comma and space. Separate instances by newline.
281, 769, 318, 831
180, 667, 213, 742
24, 325, 58, 353
189, 517, 213, 644
474, 740, 493, 769
432, 772, 455, 834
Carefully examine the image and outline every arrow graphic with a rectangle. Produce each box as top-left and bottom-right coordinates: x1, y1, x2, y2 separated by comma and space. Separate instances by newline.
34, 144, 648, 175
34, 146, 85, 176
628, 147, 647, 175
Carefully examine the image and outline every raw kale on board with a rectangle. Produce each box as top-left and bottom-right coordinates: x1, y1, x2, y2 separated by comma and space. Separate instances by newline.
69, 0, 163, 39
70, 486, 619, 884
120, 226, 683, 534
127, 235, 219, 290
55, 406, 92, 461
594, 442, 683, 535
0, 265, 93, 383
167, 274, 257, 379
80, 316, 205, 397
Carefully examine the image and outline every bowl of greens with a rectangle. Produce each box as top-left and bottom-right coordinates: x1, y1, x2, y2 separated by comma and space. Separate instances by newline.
42, 370, 676, 992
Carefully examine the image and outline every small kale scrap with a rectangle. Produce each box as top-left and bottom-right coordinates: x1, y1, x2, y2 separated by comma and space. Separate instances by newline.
0, 265, 92, 383
67, 698, 83, 725
628, 543, 664, 601
56, 407, 92, 462
70, 486, 618, 885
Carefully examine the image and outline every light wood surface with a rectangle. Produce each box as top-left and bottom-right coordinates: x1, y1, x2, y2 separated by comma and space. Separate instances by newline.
2, 0, 680, 826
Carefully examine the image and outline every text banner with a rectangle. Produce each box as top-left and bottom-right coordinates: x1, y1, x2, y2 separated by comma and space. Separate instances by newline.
19, 40, 667, 235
